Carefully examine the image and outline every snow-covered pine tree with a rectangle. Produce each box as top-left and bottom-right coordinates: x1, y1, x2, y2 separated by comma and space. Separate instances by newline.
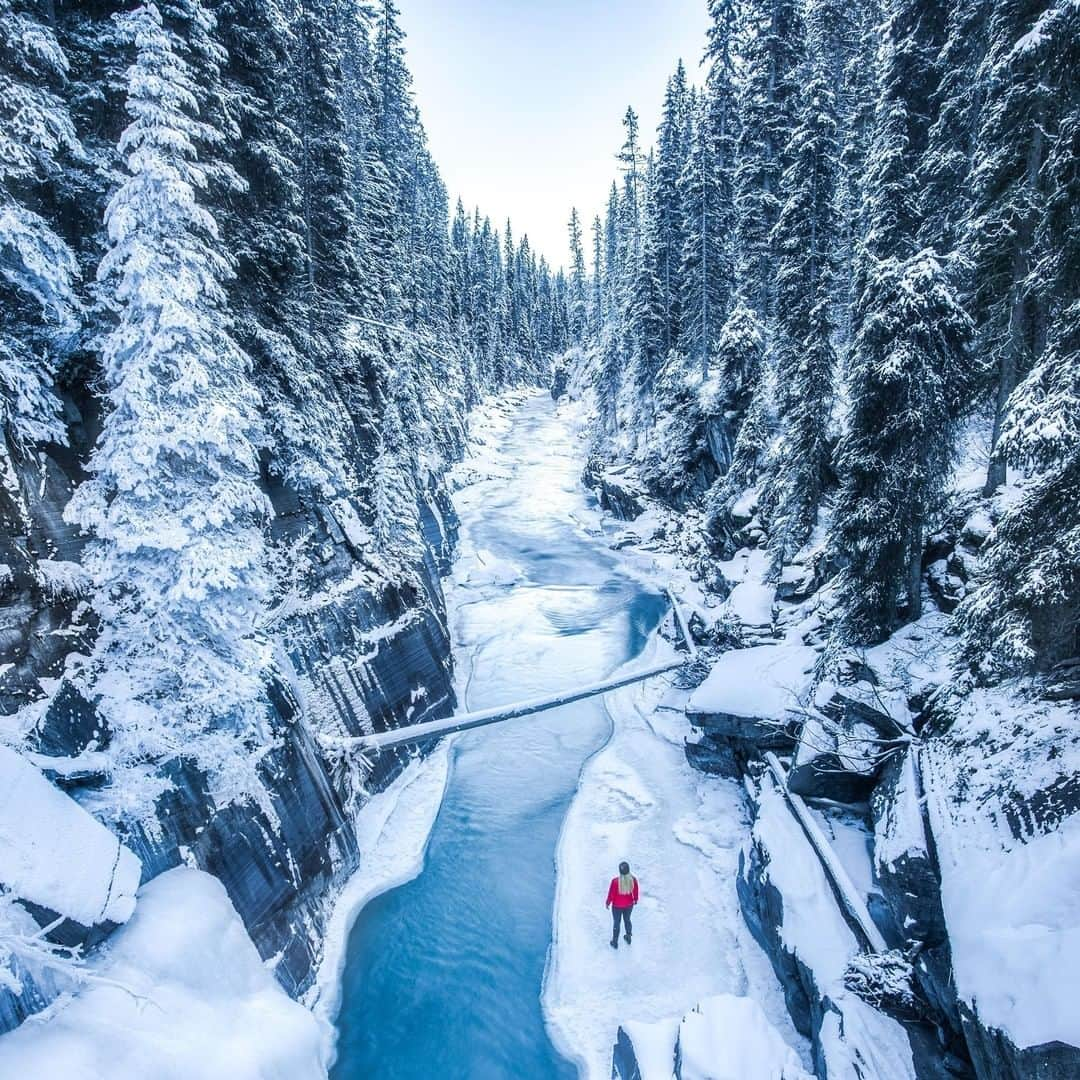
964, 0, 1056, 496
501, 219, 518, 373
828, 0, 972, 646
65, 3, 271, 793
957, 0, 1080, 675
470, 213, 496, 386
372, 393, 423, 578
733, 0, 804, 323
450, 198, 479, 406
833, 0, 881, 345
762, 1, 840, 573
679, 0, 738, 377
626, 176, 668, 439
568, 207, 588, 340
614, 108, 644, 428
295, 0, 377, 446
603, 181, 620, 331
213, 0, 354, 500
921, 0, 991, 255
703, 301, 767, 534
653, 62, 690, 355
0, 0, 81, 465
590, 214, 604, 339
51, 0, 130, 280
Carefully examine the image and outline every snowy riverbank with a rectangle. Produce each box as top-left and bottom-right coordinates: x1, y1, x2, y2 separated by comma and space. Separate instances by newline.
543, 637, 810, 1078
311, 741, 451, 1066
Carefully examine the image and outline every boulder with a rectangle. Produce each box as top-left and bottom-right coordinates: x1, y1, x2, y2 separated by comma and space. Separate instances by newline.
31, 680, 108, 764
612, 1026, 643, 1079
683, 734, 742, 779
960, 1007, 1080, 1080
787, 713, 882, 803
0, 744, 142, 1029
593, 469, 647, 521
777, 563, 816, 603
817, 685, 909, 740
685, 645, 816, 769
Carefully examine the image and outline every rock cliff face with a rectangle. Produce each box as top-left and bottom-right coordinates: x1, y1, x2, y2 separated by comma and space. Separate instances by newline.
598, 474, 1078, 1080
0, 391, 460, 1030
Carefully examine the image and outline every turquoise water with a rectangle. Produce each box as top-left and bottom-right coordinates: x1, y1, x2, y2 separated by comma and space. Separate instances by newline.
331, 397, 666, 1079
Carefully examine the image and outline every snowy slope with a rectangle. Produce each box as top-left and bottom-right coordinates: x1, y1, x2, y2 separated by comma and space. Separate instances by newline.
0, 868, 324, 1079
923, 686, 1080, 1052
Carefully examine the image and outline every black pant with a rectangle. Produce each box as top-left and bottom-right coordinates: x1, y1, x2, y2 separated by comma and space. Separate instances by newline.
611, 906, 633, 942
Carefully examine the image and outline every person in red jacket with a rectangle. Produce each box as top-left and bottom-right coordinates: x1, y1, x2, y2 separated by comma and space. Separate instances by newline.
605, 861, 639, 949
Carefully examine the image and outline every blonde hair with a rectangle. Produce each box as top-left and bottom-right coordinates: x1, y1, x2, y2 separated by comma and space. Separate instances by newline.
617, 861, 634, 895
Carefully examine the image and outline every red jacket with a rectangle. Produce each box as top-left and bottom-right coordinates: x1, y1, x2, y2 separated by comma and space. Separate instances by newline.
606, 876, 639, 908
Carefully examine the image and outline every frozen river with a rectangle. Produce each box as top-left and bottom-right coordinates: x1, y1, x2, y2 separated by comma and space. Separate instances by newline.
330, 395, 668, 1078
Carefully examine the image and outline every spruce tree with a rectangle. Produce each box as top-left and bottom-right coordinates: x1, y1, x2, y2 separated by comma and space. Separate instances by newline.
653, 62, 690, 355
828, 0, 971, 645
213, 0, 354, 499
0, 0, 81, 463
703, 301, 767, 507
590, 213, 604, 337
958, 0, 1080, 674
627, 179, 668, 437
65, 2, 271, 783
567, 207, 588, 340
733, 0, 804, 321
763, 1, 840, 572
965, 0, 1055, 495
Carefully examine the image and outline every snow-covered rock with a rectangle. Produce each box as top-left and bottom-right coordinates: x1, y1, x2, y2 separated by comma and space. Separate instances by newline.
725, 581, 775, 630
0, 868, 325, 1079
685, 645, 819, 775
870, 750, 960, 1036
678, 995, 813, 1079
584, 461, 648, 521
923, 687, 1080, 1079
787, 713, 882, 803
687, 645, 818, 724
0, 744, 140, 929
614, 995, 813, 1080
738, 774, 918, 1080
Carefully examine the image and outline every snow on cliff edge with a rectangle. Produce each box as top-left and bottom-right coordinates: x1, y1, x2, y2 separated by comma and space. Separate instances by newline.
0, 868, 325, 1079
923, 686, 1080, 1051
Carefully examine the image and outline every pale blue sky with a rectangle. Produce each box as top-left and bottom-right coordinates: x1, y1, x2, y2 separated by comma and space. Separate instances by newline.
398, 0, 711, 270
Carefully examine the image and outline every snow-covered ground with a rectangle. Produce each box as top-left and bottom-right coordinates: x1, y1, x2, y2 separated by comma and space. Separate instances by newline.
0, 869, 325, 1079
543, 642, 810, 1077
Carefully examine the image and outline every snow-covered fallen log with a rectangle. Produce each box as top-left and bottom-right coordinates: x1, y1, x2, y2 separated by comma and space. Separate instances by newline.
764, 752, 888, 953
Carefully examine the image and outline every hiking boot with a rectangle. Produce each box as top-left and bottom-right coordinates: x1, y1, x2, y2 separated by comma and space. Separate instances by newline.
610, 939, 618, 949
624, 934, 631, 945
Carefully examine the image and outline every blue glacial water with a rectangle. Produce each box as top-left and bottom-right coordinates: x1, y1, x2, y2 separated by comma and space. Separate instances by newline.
330, 396, 666, 1079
